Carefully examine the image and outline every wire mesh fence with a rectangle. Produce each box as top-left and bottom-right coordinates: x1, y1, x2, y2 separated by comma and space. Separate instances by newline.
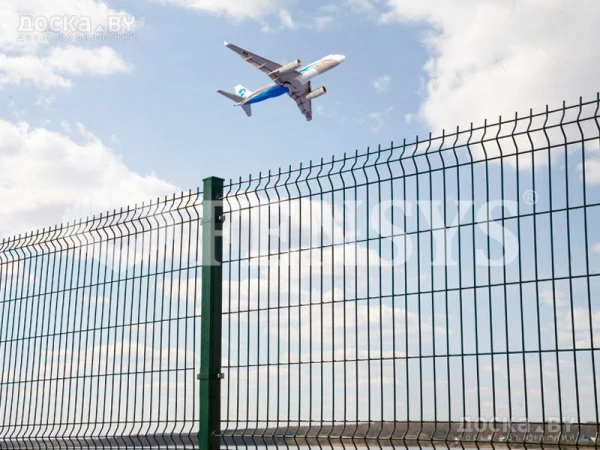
1, 94, 600, 449
218, 96, 600, 447
0, 193, 205, 448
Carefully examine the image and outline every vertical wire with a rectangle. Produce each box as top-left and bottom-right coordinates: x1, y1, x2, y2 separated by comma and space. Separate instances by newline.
470, 123, 482, 443
426, 133, 437, 442
14, 234, 33, 448
385, 144, 397, 448
11, 236, 29, 447
164, 200, 176, 447
317, 159, 325, 449
497, 116, 513, 443
560, 100, 582, 442
285, 166, 295, 448
351, 151, 359, 450
0, 240, 8, 445
577, 94, 600, 438
140, 204, 155, 447
91, 217, 109, 447
147, 201, 162, 446
3, 240, 18, 444
482, 119, 499, 440
223, 185, 233, 449
544, 104, 564, 443
123, 208, 137, 441
159, 200, 171, 447
462, 122, 477, 445
273, 169, 282, 448
10, 238, 26, 442
528, 108, 546, 443
193, 191, 203, 441
307, 160, 315, 446
374, 146, 384, 448
582, 94, 600, 442
326, 156, 335, 447
102, 213, 119, 444
48, 227, 67, 444
234, 178, 243, 444
443, 131, 455, 446
340, 153, 349, 447
416, 136, 425, 444
65, 224, 84, 448
452, 127, 467, 444
74, 225, 91, 448
401, 139, 410, 445
0, 240, 11, 443
109, 214, 126, 442
129, 207, 143, 443
255, 173, 263, 447
244, 176, 252, 448
24, 231, 42, 448
265, 171, 273, 447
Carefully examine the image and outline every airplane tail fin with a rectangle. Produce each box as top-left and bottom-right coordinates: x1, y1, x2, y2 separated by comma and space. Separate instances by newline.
217, 89, 252, 117
235, 84, 249, 98
241, 104, 252, 117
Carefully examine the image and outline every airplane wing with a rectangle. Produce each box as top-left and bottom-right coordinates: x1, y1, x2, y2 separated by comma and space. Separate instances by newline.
289, 82, 312, 121
223, 41, 300, 84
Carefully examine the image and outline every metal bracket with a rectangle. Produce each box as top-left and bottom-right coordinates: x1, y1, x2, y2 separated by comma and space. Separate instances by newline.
197, 373, 225, 380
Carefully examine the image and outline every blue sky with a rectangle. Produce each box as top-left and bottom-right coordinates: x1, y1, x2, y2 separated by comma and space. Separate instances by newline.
2, 0, 430, 197
2, 0, 599, 236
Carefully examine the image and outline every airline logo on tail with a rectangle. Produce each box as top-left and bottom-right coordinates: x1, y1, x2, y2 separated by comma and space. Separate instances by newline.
235, 85, 248, 98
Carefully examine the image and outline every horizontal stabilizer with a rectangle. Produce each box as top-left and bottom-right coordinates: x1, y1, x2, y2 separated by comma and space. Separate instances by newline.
217, 89, 244, 103
217, 89, 252, 117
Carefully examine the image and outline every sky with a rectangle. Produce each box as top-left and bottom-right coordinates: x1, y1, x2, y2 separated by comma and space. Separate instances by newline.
1, 0, 600, 438
1, 0, 599, 238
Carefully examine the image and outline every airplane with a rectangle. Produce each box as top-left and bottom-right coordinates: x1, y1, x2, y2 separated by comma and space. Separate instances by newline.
218, 41, 345, 121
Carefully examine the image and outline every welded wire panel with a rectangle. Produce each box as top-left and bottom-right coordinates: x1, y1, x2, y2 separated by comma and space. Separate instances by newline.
220, 96, 600, 448
0, 192, 204, 449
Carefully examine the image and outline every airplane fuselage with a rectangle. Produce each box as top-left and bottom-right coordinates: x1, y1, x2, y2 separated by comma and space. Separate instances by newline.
241, 54, 345, 105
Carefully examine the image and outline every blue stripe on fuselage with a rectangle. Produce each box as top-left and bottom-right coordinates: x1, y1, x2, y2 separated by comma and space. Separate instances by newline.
245, 84, 290, 104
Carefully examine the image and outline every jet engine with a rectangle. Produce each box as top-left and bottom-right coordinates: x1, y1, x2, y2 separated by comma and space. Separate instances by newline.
305, 86, 327, 100
269, 59, 302, 75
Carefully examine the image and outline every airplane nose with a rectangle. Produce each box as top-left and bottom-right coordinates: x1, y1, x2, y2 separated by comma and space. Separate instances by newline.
336, 54, 346, 63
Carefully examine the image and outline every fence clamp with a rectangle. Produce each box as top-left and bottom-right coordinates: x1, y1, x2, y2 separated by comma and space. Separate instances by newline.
197, 373, 225, 380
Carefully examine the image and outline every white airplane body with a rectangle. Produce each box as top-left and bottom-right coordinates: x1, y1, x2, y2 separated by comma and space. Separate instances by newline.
218, 41, 345, 121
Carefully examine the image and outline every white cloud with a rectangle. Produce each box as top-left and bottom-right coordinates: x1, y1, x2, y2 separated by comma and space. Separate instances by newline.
60, 119, 72, 133
34, 93, 55, 107
313, 15, 335, 29
404, 112, 414, 123
0, 0, 138, 52
579, 158, 600, 185
0, 46, 131, 88
346, 0, 379, 12
318, 4, 341, 14
557, 306, 600, 349
368, 111, 385, 132
151, 0, 291, 21
373, 74, 391, 92
539, 289, 567, 308
594, 243, 600, 255
380, 1, 600, 133
0, 119, 177, 239
0, 0, 136, 88
358, 106, 393, 132
278, 8, 296, 29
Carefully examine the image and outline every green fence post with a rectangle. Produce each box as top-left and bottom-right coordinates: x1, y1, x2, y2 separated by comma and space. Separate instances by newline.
199, 177, 224, 450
